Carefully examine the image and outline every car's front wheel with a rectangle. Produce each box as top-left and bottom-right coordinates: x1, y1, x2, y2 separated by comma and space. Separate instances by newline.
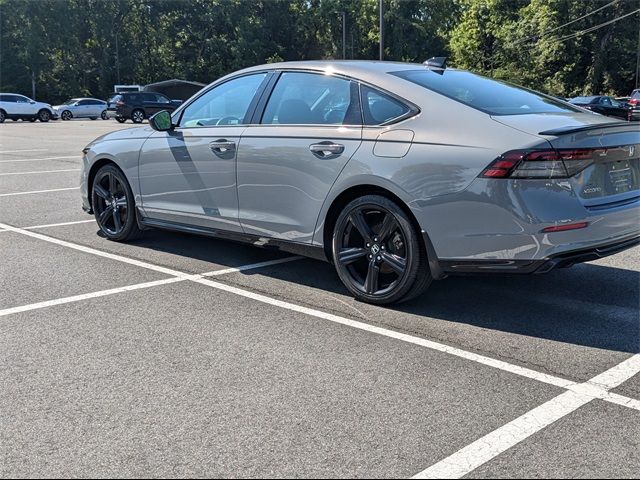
332, 195, 432, 304
38, 109, 51, 122
92, 165, 142, 242
101, 110, 107, 120
131, 109, 144, 124
61, 110, 72, 121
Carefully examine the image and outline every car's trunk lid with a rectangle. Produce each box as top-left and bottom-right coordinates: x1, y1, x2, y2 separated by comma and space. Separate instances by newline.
493, 113, 640, 208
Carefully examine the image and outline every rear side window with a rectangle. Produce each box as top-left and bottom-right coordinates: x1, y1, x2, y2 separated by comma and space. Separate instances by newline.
361, 85, 411, 125
392, 69, 580, 116
262, 72, 361, 125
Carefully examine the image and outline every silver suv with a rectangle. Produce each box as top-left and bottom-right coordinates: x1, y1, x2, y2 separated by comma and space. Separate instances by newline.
80, 61, 640, 304
0, 93, 57, 122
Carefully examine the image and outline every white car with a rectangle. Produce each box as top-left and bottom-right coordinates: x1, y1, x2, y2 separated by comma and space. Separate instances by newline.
54, 98, 108, 121
0, 93, 57, 122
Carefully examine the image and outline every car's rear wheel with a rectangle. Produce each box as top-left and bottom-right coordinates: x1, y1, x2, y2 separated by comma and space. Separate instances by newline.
92, 165, 142, 242
61, 110, 72, 121
332, 195, 431, 304
131, 109, 144, 124
38, 109, 51, 122
101, 110, 107, 120
0, 110, 5, 123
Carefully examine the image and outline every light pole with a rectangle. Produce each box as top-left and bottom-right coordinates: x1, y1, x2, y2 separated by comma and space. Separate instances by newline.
379, 0, 384, 61
341, 11, 346, 60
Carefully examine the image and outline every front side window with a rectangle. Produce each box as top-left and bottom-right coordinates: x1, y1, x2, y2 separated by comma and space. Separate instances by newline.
393, 69, 581, 116
361, 85, 411, 125
16, 96, 30, 103
262, 72, 360, 125
179, 73, 267, 127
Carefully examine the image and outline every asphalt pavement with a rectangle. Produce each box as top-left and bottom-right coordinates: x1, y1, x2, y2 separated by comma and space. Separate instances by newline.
0, 119, 638, 478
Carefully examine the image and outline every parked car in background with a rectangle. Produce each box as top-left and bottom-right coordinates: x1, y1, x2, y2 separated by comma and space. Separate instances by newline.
81, 60, 639, 304
54, 98, 108, 121
568, 95, 630, 120
106, 92, 182, 123
627, 89, 640, 121
0, 93, 57, 122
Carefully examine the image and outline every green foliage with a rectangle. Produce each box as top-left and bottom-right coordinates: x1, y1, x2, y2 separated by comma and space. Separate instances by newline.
0, 0, 637, 103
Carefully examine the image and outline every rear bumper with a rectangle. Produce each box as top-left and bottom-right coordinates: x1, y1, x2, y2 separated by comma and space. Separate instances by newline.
434, 233, 640, 276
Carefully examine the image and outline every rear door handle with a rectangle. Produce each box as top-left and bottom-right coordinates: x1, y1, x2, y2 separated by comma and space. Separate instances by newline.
209, 139, 236, 157
309, 142, 345, 159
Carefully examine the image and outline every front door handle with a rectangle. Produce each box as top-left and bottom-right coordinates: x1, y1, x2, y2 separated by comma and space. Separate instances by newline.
209, 139, 236, 157
309, 142, 345, 159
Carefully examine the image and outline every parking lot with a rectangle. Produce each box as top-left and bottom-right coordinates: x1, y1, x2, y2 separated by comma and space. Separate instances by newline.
0, 119, 638, 478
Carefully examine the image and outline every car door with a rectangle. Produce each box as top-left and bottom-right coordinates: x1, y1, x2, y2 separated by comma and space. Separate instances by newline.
76, 99, 91, 117
236, 71, 363, 242
14, 95, 35, 115
138, 72, 270, 232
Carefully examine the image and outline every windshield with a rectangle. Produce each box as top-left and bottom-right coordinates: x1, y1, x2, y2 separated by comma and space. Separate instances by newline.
391, 69, 580, 116
569, 96, 597, 104
64, 98, 81, 105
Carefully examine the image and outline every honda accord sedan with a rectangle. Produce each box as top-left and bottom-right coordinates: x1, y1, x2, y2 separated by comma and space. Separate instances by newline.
80, 60, 640, 304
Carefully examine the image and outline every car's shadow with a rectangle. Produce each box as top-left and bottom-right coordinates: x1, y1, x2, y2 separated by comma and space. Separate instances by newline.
118, 228, 639, 354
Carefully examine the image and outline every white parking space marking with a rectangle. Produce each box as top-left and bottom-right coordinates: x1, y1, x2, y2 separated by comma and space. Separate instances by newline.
0, 155, 78, 163
0, 256, 301, 318
2, 219, 639, 418
0, 168, 80, 176
411, 354, 640, 479
0, 219, 93, 233
0, 187, 79, 197
0, 149, 48, 154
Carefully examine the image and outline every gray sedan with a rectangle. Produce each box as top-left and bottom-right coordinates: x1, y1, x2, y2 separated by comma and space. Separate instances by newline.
54, 97, 108, 120
80, 61, 640, 304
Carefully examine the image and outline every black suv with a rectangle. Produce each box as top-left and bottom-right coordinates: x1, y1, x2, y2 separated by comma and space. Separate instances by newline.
106, 92, 182, 123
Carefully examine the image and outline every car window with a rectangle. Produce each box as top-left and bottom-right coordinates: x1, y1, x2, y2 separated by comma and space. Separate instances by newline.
15, 96, 30, 103
393, 69, 580, 116
127, 94, 141, 103
262, 72, 360, 125
600, 97, 612, 106
155, 94, 171, 103
0, 94, 16, 102
361, 85, 411, 125
78, 100, 91, 106
179, 73, 267, 127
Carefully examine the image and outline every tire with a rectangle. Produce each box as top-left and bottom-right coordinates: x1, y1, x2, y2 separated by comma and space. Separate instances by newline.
61, 110, 72, 121
12, 118, 18, 122
38, 109, 51, 122
101, 110, 107, 120
91, 164, 142, 242
332, 195, 432, 304
90, 117, 97, 120
28, 117, 36, 122
115, 117, 126, 124
131, 109, 145, 124
0, 110, 5, 123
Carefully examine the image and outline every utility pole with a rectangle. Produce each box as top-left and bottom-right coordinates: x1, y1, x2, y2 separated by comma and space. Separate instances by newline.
636, 19, 640, 89
31, 71, 35, 99
341, 11, 346, 60
379, 0, 384, 61
115, 32, 121, 85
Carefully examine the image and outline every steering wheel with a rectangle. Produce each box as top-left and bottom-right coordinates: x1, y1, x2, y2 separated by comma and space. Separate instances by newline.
216, 116, 240, 126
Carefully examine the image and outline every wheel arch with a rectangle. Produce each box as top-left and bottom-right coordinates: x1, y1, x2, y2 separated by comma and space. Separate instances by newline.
321, 183, 444, 279
87, 158, 125, 210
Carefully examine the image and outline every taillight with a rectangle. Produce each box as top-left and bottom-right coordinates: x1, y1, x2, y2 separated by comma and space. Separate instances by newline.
629, 98, 638, 105
480, 148, 599, 179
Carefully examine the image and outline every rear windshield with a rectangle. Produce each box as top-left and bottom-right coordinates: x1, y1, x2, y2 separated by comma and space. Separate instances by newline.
391, 69, 580, 116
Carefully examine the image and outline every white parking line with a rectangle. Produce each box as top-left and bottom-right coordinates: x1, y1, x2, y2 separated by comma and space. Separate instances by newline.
0, 155, 78, 163
0, 168, 80, 176
0, 187, 79, 197
1, 219, 638, 420
0, 219, 94, 233
411, 354, 640, 479
0, 256, 300, 318
0, 149, 48, 154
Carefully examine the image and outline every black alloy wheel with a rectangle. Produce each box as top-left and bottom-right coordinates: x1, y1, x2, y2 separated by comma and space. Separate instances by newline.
101, 110, 108, 120
92, 165, 142, 241
332, 195, 431, 304
61, 110, 72, 121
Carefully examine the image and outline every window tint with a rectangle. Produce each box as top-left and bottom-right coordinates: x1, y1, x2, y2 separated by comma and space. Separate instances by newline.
262, 72, 360, 125
15, 96, 30, 103
600, 97, 612, 106
0, 94, 17, 102
361, 85, 411, 125
393, 69, 580, 116
78, 100, 91, 106
179, 73, 267, 127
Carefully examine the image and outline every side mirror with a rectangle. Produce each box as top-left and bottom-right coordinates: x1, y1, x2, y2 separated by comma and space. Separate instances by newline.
149, 110, 174, 131
30, 100, 36, 104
